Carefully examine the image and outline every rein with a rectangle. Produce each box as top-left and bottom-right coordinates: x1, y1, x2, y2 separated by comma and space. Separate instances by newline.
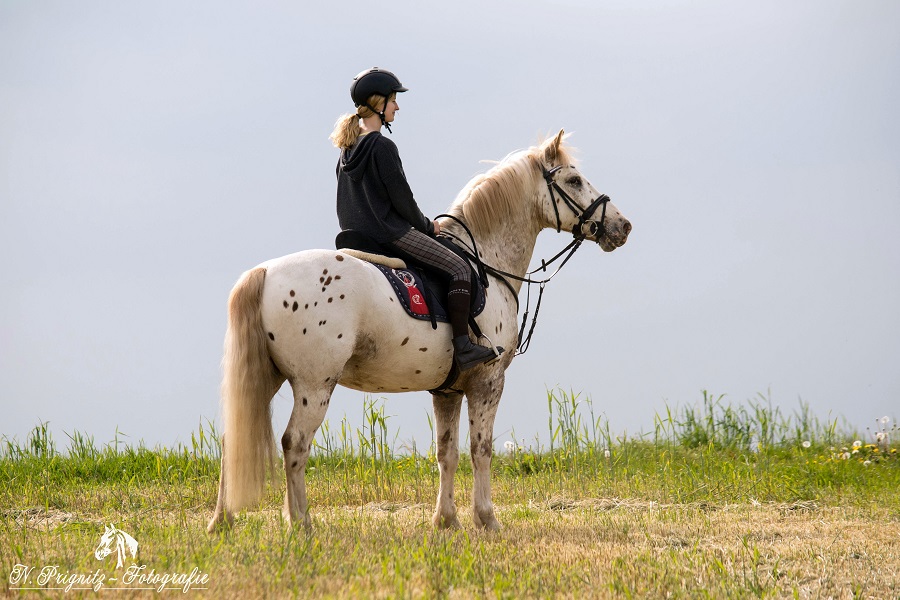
437, 164, 612, 355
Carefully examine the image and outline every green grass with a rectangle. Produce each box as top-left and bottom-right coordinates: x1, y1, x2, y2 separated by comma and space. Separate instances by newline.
2, 390, 898, 598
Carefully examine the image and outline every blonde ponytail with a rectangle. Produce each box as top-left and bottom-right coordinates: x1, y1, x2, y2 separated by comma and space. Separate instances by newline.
329, 93, 395, 149
329, 113, 361, 149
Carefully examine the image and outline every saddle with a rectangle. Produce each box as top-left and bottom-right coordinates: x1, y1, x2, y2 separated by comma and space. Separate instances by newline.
334, 230, 487, 330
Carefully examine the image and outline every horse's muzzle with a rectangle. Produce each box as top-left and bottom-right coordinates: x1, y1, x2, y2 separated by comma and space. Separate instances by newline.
597, 219, 631, 252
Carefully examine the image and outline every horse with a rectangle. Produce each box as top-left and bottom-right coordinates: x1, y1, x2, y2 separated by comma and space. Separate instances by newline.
94, 524, 138, 569
207, 130, 631, 533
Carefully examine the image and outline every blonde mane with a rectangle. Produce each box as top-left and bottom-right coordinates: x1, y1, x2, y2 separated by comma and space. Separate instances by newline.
447, 135, 576, 238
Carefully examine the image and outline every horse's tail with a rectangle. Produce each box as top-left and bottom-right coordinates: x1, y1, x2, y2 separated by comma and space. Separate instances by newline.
221, 266, 280, 513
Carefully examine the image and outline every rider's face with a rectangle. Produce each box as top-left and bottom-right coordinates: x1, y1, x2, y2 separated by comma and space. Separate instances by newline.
384, 97, 399, 123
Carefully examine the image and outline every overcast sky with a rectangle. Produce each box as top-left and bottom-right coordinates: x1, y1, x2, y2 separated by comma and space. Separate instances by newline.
2, 0, 898, 452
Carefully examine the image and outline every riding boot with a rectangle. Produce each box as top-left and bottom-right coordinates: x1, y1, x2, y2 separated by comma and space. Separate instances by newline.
448, 281, 502, 371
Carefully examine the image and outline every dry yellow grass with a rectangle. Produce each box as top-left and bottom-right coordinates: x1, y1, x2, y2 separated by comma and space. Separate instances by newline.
4, 498, 898, 598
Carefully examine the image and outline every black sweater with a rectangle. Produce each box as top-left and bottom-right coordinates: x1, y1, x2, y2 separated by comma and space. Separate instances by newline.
336, 132, 434, 243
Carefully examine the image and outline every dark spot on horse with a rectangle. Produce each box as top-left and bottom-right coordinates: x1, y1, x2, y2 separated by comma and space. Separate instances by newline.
302, 397, 307, 406
322, 287, 326, 292
336, 255, 344, 261
337, 333, 343, 339
328, 297, 333, 303
335, 275, 341, 280
325, 276, 332, 286
308, 442, 313, 451
290, 290, 295, 297
268, 332, 275, 341
419, 347, 428, 352
325, 377, 331, 383
389, 297, 394, 302
291, 461, 298, 469
470, 419, 474, 426
305, 303, 309, 309
340, 294, 345, 299
323, 269, 328, 275
303, 328, 307, 334
314, 301, 318, 306
292, 301, 298, 311
415, 370, 421, 374
401, 387, 409, 390
281, 432, 293, 450
499, 322, 503, 331
320, 276, 325, 283
401, 337, 409, 346
477, 432, 482, 441
283, 300, 288, 308
480, 438, 493, 457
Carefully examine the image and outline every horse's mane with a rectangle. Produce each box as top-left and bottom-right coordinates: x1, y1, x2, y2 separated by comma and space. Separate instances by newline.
447, 135, 576, 237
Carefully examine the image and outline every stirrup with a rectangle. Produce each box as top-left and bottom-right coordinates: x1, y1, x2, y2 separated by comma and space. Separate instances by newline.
453, 335, 504, 371
477, 334, 504, 366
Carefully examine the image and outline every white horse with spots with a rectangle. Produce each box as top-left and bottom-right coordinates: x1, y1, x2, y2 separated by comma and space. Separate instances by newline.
208, 131, 631, 532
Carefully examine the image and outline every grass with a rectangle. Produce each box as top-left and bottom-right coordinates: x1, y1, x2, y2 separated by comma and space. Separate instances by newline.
2, 390, 899, 598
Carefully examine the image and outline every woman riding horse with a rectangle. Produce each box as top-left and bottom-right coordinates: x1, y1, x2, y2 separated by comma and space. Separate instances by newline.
329, 67, 500, 371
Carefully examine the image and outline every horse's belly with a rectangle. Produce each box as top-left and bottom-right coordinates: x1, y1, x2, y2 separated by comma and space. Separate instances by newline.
339, 325, 455, 393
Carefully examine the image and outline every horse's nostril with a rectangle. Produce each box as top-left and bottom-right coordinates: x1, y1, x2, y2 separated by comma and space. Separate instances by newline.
623, 220, 632, 235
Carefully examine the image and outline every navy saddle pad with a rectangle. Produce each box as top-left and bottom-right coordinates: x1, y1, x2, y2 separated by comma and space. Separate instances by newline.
373, 264, 486, 324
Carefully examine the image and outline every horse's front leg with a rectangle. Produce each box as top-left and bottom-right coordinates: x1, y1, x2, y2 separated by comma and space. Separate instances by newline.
432, 392, 463, 529
282, 383, 333, 528
466, 376, 504, 530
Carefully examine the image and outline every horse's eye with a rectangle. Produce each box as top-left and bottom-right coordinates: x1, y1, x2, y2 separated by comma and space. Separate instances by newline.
566, 176, 582, 187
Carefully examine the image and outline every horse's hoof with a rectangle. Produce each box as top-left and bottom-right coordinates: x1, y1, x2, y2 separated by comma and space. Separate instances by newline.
282, 509, 313, 530
473, 510, 501, 531
206, 513, 233, 534
433, 513, 462, 530
476, 518, 501, 531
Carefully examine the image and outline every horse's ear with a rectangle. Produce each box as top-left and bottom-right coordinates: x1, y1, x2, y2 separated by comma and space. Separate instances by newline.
543, 129, 566, 164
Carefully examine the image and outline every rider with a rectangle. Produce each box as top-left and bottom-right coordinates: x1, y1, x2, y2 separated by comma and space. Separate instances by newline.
330, 67, 501, 371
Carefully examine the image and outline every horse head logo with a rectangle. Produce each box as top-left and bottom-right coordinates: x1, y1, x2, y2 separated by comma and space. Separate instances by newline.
94, 524, 138, 569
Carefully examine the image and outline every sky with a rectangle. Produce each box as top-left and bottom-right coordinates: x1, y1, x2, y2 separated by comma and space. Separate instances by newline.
2, 0, 898, 453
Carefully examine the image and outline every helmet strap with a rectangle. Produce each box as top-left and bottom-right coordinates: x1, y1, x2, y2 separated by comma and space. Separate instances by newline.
365, 99, 392, 134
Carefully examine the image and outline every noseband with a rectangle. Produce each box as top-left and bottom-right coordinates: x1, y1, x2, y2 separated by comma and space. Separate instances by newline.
543, 164, 610, 242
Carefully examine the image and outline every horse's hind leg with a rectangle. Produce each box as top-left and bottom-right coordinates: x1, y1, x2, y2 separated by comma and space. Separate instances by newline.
207, 434, 233, 533
281, 381, 334, 528
466, 376, 504, 530
432, 392, 463, 529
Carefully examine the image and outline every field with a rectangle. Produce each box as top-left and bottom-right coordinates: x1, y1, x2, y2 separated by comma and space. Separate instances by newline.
2, 391, 899, 598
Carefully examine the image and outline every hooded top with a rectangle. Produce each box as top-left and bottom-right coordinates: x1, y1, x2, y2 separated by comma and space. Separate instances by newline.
336, 132, 434, 244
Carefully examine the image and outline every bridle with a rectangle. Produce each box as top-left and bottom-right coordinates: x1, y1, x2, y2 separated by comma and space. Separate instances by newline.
438, 163, 613, 355
543, 164, 610, 241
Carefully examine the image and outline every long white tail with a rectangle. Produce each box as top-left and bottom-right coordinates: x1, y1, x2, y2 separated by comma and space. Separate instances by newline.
220, 267, 280, 513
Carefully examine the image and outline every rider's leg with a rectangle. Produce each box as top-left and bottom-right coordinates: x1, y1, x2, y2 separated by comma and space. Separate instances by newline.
388, 229, 501, 370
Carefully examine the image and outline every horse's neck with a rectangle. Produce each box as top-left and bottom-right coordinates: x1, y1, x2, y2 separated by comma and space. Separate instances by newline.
452, 194, 542, 296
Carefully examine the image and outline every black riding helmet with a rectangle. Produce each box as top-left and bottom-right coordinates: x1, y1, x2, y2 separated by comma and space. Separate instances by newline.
350, 67, 408, 132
